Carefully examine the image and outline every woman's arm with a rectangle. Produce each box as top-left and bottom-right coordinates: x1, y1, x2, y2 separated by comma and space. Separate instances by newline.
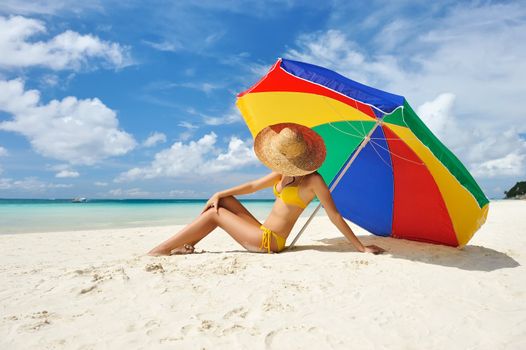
203, 172, 281, 212
310, 173, 385, 254
217, 171, 280, 198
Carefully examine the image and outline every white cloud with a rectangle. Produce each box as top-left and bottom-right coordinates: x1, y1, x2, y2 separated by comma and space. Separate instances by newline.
0, 15, 132, 70
286, 29, 390, 85
204, 31, 225, 46
146, 80, 222, 94
169, 189, 198, 197
470, 152, 526, 179
0, 177, 72, 190
373, 19, 413, 52
206, 137, 258, 172
416, 93, 466, 151
108, 187, 150, 197
116, 132, 258, 182
178, 130, 194, 142
39, 72, 76, 91
177, 118, 198, 141
178, 121, 198, 129
94, 181, 108, 186
39, 74, 59, 87
142, 39, 181, 52
202, 107, 242, 126
180, 105, 242, 127
417, 93, 456, 138
0, 78, 136, 165
464, 129, 526, 178
142, 132, 167, 147
247, 62, 273, 77
56, 170, 79, 178
185, 82, 221, 94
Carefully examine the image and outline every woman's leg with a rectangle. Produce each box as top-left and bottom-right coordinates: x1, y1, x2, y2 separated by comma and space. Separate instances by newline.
148, 196, 266, 255
184, 195, 262, 247
148, 208, 218, 255
216, 196, 261, 226
207, 207, 267, 251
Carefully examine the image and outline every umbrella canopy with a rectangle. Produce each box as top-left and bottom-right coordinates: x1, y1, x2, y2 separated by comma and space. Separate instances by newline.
236, 58, 489, 247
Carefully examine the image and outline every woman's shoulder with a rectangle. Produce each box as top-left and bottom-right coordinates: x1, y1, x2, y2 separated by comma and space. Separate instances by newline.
306, 171, 322, 180
304, 171, 324, 186
305, 172, 330, 197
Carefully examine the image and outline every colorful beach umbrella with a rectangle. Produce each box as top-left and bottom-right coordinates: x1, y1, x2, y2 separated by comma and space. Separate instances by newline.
236, 58, 489, 248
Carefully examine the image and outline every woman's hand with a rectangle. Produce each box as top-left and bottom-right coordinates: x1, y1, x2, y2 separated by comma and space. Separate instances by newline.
202, 193, 221, 213
362, 245, 385, 255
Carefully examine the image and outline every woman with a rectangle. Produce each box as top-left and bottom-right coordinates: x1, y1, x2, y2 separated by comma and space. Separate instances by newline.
148, 123, 385, 256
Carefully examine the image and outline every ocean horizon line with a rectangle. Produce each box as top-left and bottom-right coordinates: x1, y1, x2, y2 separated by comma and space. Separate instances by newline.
0, 198, 278, 202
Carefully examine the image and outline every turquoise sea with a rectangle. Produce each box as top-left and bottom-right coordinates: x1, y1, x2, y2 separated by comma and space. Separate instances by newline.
0, 199, 317, 235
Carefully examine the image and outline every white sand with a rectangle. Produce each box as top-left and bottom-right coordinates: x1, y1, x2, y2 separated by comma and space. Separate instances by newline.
1, 200, 525, 349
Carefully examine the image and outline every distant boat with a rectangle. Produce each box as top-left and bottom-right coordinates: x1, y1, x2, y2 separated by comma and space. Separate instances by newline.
72, 197, 88, 203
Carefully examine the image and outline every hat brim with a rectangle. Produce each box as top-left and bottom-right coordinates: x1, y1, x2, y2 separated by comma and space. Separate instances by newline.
254, 123, 326, 176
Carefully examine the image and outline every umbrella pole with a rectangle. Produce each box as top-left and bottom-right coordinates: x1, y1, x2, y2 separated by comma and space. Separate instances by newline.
287, 120, 382, 250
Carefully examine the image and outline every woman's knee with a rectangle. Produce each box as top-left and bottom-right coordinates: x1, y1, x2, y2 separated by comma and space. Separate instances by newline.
218, 195, 236, 207
203, 206, 230, 222
201, 208, 218, 222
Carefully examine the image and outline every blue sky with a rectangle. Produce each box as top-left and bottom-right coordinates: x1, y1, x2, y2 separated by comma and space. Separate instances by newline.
0, 0, 525, 199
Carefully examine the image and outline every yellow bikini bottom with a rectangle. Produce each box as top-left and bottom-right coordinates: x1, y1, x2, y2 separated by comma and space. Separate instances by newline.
259, 225, 286, 253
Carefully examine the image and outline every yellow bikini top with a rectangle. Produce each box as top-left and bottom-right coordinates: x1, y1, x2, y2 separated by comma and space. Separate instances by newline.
273, 177, 307, 209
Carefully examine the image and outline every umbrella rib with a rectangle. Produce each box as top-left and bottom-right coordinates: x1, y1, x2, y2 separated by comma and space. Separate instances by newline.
328, 123, 364, 138
369, 140, 425, 166
359, 120, 367, 136
321, 95, 368, 137
349, 94, 368, 136
369, 141, 393, 169
343, 121, 366, 137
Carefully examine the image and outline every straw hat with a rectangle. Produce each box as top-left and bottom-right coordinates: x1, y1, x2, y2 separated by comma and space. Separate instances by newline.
254, 123, 326, 176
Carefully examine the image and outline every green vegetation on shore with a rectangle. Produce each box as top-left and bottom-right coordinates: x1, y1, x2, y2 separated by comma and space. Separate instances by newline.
505, 181, 526, 199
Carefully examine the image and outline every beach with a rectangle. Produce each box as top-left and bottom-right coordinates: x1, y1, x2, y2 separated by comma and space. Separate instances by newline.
1, 200, 525, 349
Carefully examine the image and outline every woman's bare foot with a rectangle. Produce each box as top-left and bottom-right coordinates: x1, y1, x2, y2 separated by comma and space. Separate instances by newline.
170, 244, 195, 255
147, 244, 194, 256
147, 249, 169, 256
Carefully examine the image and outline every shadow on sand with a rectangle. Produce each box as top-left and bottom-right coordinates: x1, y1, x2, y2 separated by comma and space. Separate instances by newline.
288, 235, 520, 272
